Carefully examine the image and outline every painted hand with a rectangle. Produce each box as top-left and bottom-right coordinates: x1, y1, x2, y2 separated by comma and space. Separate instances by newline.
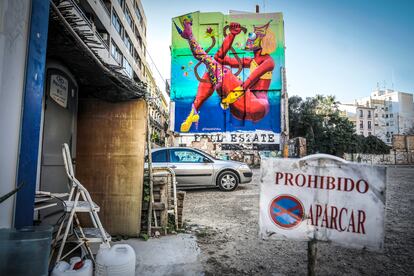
181, 20, 193, 40
229, 22, 242, 35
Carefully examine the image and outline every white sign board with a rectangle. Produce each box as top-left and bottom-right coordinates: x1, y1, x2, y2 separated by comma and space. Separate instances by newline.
50, 74, 68, 108
260, 154, 386, 251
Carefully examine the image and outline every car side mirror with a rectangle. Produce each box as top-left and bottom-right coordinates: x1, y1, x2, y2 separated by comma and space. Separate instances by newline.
203, 157, 210, 163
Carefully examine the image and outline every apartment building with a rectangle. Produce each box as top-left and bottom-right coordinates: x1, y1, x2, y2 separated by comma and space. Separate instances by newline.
357, 89, 414, 144
66, 0, 148, 83
338, 104, 375, 137
340, 89, 414, 144
147, 71, 170, 146
73, 0, 170, 143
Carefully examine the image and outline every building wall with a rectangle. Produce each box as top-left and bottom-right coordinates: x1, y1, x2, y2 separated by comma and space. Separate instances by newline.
346, 89, 414, 144
146, 70, 169, 145
76, 98, 147, 236
356, 107, 375, 137
79, 0, 147, 82
170, 11, 285, 152
0, 0, 31, 228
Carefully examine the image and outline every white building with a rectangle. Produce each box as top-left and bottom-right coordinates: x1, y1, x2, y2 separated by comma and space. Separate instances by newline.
340, 89, 414, 144
338, 104, 375, 137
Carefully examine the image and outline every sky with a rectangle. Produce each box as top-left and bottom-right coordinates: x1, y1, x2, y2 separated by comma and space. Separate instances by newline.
141, 0, 414, 103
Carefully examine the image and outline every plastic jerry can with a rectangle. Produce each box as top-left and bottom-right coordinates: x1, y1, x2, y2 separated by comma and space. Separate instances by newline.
52, 257, 93, 276
95, 244, 135, 276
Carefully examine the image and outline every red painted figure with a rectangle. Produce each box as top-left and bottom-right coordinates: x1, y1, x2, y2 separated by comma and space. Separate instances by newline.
176, 18, 276, 132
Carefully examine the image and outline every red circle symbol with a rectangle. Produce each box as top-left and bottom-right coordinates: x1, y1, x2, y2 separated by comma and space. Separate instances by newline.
269, 195, 304, 229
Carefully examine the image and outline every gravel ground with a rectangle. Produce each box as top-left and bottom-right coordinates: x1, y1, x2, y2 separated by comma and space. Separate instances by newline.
183, 167, 414, 275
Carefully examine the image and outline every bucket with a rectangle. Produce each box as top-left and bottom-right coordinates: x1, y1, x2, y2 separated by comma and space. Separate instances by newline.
0, 225, 53, 276
52, 257, 93, 276
95, 244, 135, 276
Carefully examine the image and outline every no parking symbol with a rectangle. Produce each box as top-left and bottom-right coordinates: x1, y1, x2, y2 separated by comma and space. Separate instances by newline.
269, 195, 304, 229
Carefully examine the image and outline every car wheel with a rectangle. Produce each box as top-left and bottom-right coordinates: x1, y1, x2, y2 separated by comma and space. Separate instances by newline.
217, 171, 239, 191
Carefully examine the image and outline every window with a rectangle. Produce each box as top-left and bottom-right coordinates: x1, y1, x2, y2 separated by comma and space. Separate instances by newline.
124, 33, 133, 54
125, 8, 133, 29
385, 114, 389, 118
169, 149, 207, 163
386, 122, 389, 126
112, 11, 123, 36
360, 131, 364, 135
375, 113, 378, 118
368, 132, 371, 136
135, 31, 142, 48
367, 110, 371, 118
151, 150, 167, 163
359, 120, 363, 129
359, 110, 363, 118
116, 0, 124, 8
134, 49, 142, 68
390, 114, 393, 118
368, 121, 372, 130
123, 57, 133, 77
111, 41, 122, 64
134, 3, 142, 23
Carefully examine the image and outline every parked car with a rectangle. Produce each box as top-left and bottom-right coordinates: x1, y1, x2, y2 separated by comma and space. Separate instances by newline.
146, 147, 252, 191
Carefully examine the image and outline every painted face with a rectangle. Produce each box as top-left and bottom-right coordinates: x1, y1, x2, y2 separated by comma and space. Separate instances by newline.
245, 32, 261, 51
245, 22, 270, 51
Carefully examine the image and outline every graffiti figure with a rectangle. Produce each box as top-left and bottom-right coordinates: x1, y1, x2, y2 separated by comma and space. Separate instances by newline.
175, 16, 276, 132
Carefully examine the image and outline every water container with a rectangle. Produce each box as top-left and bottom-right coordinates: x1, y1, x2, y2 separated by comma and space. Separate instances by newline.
52, 257, 93, 276
95, 244, 135, 276
0, 225, 53, 276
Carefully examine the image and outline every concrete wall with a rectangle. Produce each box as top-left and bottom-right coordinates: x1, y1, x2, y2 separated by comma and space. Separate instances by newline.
393, 135, 414, 151
0, 0, 31, 228
76, 98, 147, 236
344, 151, 414, 165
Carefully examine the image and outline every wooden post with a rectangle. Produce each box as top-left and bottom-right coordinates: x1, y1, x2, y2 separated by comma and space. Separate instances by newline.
307, 240, 317, 276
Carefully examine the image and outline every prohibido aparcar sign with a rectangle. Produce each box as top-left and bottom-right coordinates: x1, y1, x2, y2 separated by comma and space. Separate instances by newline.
259, 154, 386, 251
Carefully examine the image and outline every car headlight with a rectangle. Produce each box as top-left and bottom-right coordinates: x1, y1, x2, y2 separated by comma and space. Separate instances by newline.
239, 164, 250, 170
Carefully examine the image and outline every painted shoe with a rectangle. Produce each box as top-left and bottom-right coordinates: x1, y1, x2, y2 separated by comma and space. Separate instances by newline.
180, 104, 199, 132
220, 102, 229, 110
221, 86, 244, 105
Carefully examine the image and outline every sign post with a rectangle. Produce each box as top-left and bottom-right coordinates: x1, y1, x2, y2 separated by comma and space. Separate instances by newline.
307, 239, 317, 276
260, 154, 387, 274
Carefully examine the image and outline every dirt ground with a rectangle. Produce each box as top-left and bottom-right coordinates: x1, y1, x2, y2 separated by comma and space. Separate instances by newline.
183, 167, 414, 275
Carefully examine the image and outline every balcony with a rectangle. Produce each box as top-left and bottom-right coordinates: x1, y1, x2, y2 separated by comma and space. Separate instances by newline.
49, 0, 148, 101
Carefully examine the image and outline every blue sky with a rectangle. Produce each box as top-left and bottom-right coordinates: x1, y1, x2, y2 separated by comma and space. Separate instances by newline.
141, 0, 414, 102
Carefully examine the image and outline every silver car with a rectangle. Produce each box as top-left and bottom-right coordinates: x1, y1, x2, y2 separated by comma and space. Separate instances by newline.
148, 147, 252, 191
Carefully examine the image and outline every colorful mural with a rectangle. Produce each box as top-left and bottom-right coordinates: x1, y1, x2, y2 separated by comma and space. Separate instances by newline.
171, 11, 285, 134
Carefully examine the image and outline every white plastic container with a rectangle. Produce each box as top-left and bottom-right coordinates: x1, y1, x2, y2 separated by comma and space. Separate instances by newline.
95, 244, 136, 276
52, 257, 93, 276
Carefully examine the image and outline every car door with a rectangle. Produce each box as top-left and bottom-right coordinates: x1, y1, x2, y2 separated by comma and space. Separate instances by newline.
168, 149, 214, 186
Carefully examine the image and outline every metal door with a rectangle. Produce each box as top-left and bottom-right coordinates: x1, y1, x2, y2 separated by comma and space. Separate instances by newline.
168, 149, 214, 186
39, 67, 77, 220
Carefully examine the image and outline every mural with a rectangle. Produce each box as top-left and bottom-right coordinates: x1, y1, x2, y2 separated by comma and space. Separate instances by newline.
171, 12, 285, 134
